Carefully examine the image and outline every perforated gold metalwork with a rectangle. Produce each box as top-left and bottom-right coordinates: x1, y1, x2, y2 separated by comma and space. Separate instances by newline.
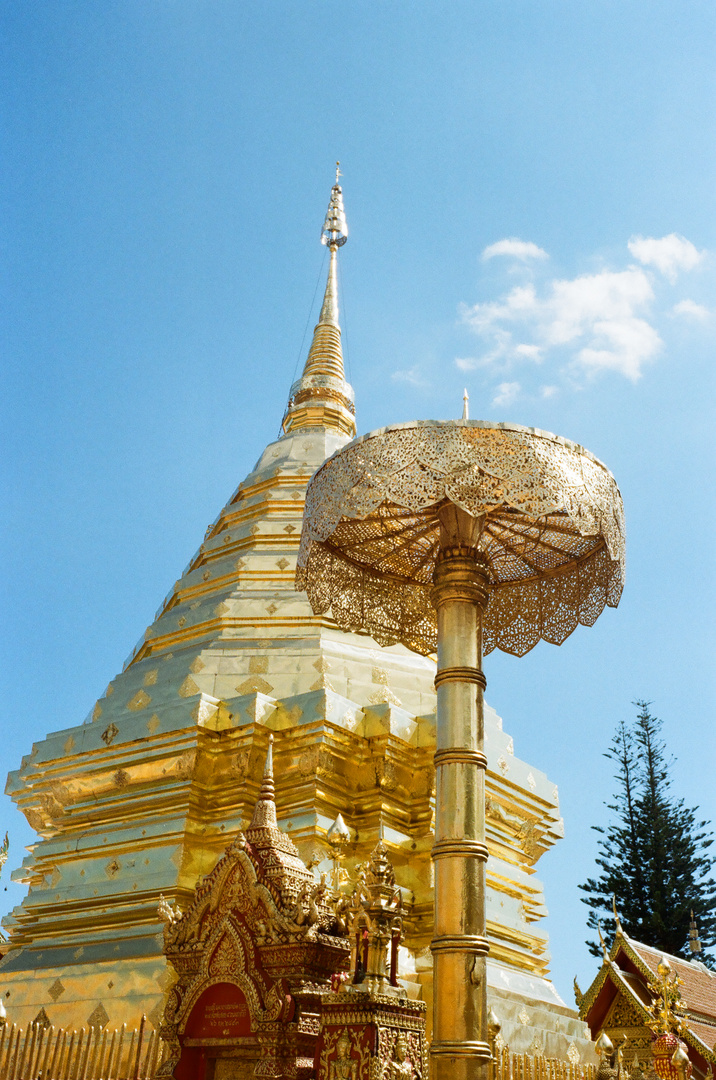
297, 420, 625, 657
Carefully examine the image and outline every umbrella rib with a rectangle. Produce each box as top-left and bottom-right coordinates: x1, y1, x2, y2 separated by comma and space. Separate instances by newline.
485, 521, 583, 561
371, 521, 438, 568
335, 517, 423, 554
490, 512, 580, 539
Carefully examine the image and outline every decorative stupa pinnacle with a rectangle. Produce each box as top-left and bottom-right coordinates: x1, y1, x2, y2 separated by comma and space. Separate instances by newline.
282, 165, 356, 438
248, 735, 278, 830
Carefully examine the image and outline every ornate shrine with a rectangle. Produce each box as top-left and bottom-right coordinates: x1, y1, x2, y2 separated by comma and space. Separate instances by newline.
158, 732, 427, 1080
159, 735, 350, 1079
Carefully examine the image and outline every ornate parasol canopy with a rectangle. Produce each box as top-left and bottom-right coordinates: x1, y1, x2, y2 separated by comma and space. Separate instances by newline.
297, 419, 625, 657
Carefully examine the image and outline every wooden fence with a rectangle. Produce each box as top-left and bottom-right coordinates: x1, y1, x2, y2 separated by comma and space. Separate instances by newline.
0, 1015, 167, 1080
491, 1045, 598, 1080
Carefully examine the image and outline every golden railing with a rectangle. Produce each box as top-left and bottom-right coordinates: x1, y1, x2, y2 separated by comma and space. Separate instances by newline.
0, 1019, 597, 1080
0, 1016, 167, 1080
490, 1045, 598, 1080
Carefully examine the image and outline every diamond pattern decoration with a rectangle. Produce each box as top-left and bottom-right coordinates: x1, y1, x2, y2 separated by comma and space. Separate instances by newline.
235, 676, 273, 696
48, 979, 65, 1003
87, 1003, 109, 1030
127, 690, 151, 711
178, 676, 200, 698
33, 1008, 51, 1030
101, 723, 119, 746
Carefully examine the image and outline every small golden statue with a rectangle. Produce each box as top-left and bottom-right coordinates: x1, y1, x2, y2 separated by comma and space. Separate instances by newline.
330, 1030, 357, 1080
389, 1033, 414, 1079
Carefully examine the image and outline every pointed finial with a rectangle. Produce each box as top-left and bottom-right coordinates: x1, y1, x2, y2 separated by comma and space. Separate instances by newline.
282, 169, 355, 437
321, 168, 348, 248
612, 894, 623, 935
260, 734, 275, 801
248, 734, 278, 830
462, 388, 469, 420
335, 161, 342, 184
598, 920, 609, 961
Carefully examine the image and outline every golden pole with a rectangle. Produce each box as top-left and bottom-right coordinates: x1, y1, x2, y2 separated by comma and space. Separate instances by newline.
430, 504, 491, 1079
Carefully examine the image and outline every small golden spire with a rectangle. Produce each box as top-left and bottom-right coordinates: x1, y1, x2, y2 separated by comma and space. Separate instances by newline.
248, 734, 278, 830
282, 168, 355, 438
462, 389, 469, 420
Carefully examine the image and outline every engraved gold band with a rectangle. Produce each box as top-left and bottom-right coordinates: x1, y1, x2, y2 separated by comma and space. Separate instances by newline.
430, 1041, 492, 1058
430, 934, 490, 954
431, 839, 489, 861
434, 665, 487, 689
433, 748, 487, 769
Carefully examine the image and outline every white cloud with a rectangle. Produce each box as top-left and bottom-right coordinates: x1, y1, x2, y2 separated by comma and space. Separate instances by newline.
541, 385, 558, 399
627, 233, 704, 282
391, 366, 428, 388
672, 299, 710, 320
492, 381, 521, 407
482, 238, 548, 262
462, 267, 661, 382
514, 343, 543, 360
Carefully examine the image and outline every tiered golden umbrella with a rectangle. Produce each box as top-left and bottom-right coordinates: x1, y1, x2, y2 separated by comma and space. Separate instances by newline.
297, 419, 625, 1080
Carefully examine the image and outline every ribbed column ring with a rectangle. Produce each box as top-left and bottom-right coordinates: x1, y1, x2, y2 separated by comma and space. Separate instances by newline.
430, 1042, 493, 1059
434, 665, 487, 689
432, 839, 489, 861
434, 748, 487, 769
430, 934, 490, 954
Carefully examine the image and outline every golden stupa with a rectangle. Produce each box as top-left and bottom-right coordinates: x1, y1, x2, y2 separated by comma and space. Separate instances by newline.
1, 172, 592, 1059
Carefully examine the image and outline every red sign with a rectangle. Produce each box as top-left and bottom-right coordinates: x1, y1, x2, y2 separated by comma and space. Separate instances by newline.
185, 983, 253, 1039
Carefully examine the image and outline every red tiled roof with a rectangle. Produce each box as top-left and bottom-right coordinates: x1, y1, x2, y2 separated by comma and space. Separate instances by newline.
688, 1020, 716, 1055
627, 940, 716, 1022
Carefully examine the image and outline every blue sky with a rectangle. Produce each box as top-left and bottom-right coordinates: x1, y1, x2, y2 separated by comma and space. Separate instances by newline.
2, 2, 715, 1004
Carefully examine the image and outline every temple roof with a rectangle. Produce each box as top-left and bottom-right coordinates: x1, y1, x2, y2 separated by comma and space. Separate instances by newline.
578, 928, 716, 1066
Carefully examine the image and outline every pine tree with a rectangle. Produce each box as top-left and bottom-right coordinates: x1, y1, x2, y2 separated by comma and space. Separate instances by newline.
580, 701, 716, 966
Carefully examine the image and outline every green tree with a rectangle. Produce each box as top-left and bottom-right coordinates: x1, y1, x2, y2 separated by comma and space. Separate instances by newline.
580, 701, 716, 965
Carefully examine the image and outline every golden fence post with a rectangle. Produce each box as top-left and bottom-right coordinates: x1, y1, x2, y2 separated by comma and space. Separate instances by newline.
63, 1028, 76, 1080
32, 1022, 46, 1077
105, 1028, 117, 1079
0, 1024, 11, 1079
97, 1027, 108, 1078
133, 1016, 146, 1080
0, 1021, 8, 1076
126, 1028, 137, 1077
72, 1028, 86, 1080
116, 1023, 126, 1079
60, 1028, 72, 1080
9, 1025, 23, 1080
18, 1021, 34, 1079
41, 1024, 55, 1077
143, 1030, 155, 1078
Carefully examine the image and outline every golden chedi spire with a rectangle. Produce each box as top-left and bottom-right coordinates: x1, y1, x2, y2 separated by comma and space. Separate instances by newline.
282, 164, 356, 438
